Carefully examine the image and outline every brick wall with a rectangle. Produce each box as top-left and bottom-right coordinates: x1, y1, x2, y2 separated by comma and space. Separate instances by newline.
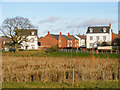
68, 33, 79, 48
40, 32, 58, 48
112, 30, 119, 41
59, 32, 67, 48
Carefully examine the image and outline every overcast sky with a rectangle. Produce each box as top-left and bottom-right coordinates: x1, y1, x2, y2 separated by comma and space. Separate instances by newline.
1, 1, 118, 37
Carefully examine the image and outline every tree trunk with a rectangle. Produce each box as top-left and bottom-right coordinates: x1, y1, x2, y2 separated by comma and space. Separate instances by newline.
15, 43, 19, 51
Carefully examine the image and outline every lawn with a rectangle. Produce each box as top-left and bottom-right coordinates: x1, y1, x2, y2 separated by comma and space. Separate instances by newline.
2, 50, 120, 59
2, 81, 119, 88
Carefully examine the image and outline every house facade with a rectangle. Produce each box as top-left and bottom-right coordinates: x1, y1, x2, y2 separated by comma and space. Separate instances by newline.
74, 34, 86, 47
86, 24, 112, 49
67, 33, 79, 48
18, 29, 38, 50
1, 36, 12, 51
59, 32, 72, 49
40, 31, 59, 50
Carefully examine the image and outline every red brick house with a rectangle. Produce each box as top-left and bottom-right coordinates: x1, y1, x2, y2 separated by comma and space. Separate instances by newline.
67, 33, 79, 48
1, 36, 11, 51
39, 31, 59, 50
59, 32, 72, 49
111, 30, 119, 41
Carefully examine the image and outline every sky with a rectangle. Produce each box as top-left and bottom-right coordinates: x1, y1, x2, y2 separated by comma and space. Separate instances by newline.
1, 1, 118, 37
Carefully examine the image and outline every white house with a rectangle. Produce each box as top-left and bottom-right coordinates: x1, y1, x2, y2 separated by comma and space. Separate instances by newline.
18, 29, 38, 50
74, 34, 86, 47
86, 24, 112, 49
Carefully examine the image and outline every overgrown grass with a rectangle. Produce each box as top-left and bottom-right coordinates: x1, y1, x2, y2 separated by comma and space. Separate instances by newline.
2, 50, 119, 88
2, 50, 120, 59
2, 81, 119, 88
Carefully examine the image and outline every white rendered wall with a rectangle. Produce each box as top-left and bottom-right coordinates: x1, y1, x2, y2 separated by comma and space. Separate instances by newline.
86, 29, 112, 49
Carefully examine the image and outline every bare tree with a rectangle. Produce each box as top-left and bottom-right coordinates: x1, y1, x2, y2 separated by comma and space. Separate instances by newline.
0, 16, 37, 51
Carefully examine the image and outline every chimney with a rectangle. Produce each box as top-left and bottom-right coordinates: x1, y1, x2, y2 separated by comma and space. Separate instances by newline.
83, 34, 84, 36
68, 33, 70, 36
111, 29, 113, 33
48, 31, 50, 35
119, 30, 120, 34
60, 32, 62, 35
118, 30, 120, 35
109, 23, 111, 28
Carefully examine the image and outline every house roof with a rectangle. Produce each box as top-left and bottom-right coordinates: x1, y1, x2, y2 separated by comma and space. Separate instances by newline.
81, 35, 86, 39
76, 35, 84, 39
86, 26, 110, 34
62, 35, 72, 40
50, 34, 59, 40
70, 35, 78, 40
16, 29, 37, 36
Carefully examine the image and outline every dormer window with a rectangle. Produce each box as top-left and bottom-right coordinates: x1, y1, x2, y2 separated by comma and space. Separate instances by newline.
103, 28, 106, 32
89, 28, 93, 33
31, 31, 35, 35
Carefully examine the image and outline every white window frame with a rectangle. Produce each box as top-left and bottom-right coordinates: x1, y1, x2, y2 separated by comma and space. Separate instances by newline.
31, 32, 35, 35
90, 36, 93, 40
103, 36, 106, 40
96, 36, 99, 40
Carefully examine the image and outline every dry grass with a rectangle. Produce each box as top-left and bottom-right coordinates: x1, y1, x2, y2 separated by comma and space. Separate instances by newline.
2, 53, 119, 83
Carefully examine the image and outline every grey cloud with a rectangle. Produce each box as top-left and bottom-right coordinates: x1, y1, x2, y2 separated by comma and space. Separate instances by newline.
81, 18, 117, 27
66, 18, 117, 29
66, 23, 81, 28
38, 16, 61, 24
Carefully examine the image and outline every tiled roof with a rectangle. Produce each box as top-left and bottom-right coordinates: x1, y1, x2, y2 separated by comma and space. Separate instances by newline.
76, 35, 84, 39
81, 35, 86, 39
87, 26, 110, 33
17, 29, 37, 36
62, 35, 72, 40
70, 35, 78, 40
50, 34, 59, 40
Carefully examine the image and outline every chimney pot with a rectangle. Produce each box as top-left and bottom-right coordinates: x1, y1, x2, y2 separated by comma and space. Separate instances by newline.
119, 30, 120, 34
109, 23, 111, 28
48, 31, 50, 35
68, 33, 70, 36
60, 32, 62, 35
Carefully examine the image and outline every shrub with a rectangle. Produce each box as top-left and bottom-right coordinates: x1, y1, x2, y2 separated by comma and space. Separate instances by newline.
45, 46, 58, 53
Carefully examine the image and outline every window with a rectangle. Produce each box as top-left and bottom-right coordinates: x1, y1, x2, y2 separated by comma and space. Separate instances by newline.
89, 43, 93, 47
90, 36, 93, 40
31, 32, 35, 35
103, 36, 106, 40
69, 42, 72, 47
96, 36, 99, 40
89, 28, 93, 33
59, 44, 61, 47
31, 45, 35, 49
103, 28, 106, 32
59, 39, 61, 42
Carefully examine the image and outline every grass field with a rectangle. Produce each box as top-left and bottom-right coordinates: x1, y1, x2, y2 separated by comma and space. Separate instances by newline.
2, 81, 119, 88
2, 50, 120, 88
2, 50, 120, 59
